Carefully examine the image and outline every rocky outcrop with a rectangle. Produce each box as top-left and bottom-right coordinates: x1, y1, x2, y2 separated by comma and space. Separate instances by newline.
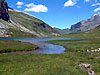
0, 0, 10, 22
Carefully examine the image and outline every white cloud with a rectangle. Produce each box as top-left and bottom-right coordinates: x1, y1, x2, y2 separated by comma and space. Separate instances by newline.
84, 0, 90, 2
17, 6, 22, 8
64, 0, 76, 7
16, 1, 24, 6
25, 3, 48, 12
94, 7, 100, 12
92, 3, 100, 6
51, 26, 55, 28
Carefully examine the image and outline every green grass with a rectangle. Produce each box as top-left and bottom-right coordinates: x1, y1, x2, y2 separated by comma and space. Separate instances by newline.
0, 52, 100, 75
0, 53, 88, 75
0, 39, 38, 52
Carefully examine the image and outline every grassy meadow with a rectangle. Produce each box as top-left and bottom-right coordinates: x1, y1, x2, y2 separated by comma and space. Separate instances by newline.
0, 53, 88, 75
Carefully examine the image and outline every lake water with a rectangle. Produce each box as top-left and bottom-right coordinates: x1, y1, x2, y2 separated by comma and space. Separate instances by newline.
0, 37, 80, 54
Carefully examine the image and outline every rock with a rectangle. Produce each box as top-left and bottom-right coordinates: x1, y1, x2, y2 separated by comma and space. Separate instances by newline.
79, 63, 95, 75
0, 0, 10, 22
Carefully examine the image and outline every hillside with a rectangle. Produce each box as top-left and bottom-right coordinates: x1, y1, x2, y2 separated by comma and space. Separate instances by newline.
0, 0, 59, 37
0, 9, 59, 37
62, 25, 100, 38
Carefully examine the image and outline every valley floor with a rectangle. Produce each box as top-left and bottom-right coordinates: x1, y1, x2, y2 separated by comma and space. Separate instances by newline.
0, 38, 100, 75
1, 24, 100, 75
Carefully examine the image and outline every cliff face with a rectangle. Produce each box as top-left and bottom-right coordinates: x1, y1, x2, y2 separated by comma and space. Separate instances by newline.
0, 0, 10, 22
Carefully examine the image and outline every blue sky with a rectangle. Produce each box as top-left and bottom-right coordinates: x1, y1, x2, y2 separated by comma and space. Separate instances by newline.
6, 0, 100, 29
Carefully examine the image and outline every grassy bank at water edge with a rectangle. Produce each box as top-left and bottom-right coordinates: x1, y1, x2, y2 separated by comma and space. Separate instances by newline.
0, 39, 38, 53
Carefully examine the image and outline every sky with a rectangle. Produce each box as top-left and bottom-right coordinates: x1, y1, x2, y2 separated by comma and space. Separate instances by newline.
6, 0, 100, 29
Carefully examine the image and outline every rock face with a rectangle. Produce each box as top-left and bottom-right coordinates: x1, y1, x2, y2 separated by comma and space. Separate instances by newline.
0, 0, 10, 22
70, 12, 100, 33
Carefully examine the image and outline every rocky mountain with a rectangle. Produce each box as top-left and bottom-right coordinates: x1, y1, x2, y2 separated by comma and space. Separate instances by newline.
0, 0, 59, 37
70, 12, 100, 33
54, 12, 100, 34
